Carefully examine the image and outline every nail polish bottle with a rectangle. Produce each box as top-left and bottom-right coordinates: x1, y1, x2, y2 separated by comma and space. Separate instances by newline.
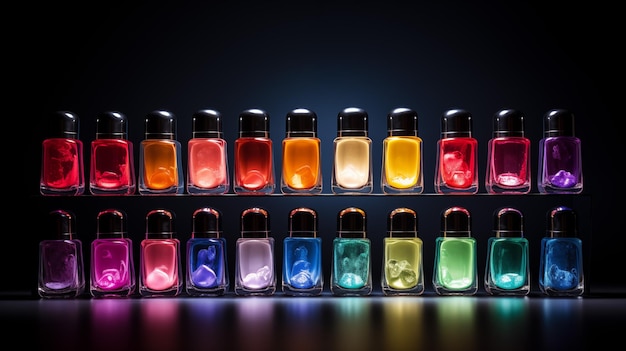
331, 207, 372, 296
233, 109, 275, 194
235, 207, 276, 296
89, 111, 136, 195
282, 207, 323, 296
187, 110, 230, 195
381, 208, 424, 296
484, 207, 530, 296
138, 110, 184, 195
40, 111, 85, 196
434, 109, 478, 194
432, 206, 478, 295
539, 206, 584, 296
38, 210, 85, 298
485, 109, 531, 194
139, 209, 182, 297
90, 209, 135, 297
186, 207, 229, 296
381, 108, 424, 194
280, 108, 322, 194
537, 109, 583, 194
331, 107, 373, 194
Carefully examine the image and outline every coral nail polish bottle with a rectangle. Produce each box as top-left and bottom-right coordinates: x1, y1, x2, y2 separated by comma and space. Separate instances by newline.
90, 209, 136, 297
38, 210, 85, 298
484, 207, 530, 296
381, 108, 424, 194
485, 109, 531, 194
187, 109, 230, 195
233, 109, 275, 194
235, 207, 276, 296
537, 109, 583, 194
138, 110, 184, 195
281, 108, 322, 194
434, 109, 478, 194
331, 107, 373, 194
282, 207, 323, 296
40, 111, 85, 196
89, 111, 136, 195
381, 207, 424, 296
139, 209, 182, 297
331, 207, 372, 296
186, 207, 229, 296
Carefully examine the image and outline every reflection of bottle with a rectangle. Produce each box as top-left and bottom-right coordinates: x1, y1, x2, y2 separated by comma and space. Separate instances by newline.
187, 110, 229, 194
282, 207, 323, 296
484, 207, 530, 296
381, 108, 423, 194
90, 209, 135, 297
38, 210, 85, 298
40, 111, 85, 196
434, 109, 478, 194
485, 109, 531, 194
139, 209, 182, 297
235, 207, 276, 296
433, 206, 477, 295
332, 107, 373, 194
138, 110, 184, 195
234, 109, 275, 194
281, 109, 322, 194
539, 206, 584, 296
331, 207, 372, 296
186, 207, 229, 296
537, 109, 583, 194
382, 208, 424, 295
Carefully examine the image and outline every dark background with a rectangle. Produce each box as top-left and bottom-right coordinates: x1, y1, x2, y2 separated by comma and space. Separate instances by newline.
11, 1, 622, 295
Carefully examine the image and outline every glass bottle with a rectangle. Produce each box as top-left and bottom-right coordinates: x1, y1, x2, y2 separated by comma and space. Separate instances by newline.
235, 207, 276, 296
484, 207, 530, 296
539, 206, 584, 296
90, 209, 135, 297
434, 109, 478, 194
40, 111, 85, 196
381, 207, 424, 296
138, 110, 184, 195
89, 111, 136, 195
233, 109, 275, 194
381, 108, 424, 194
282, 207, 323, 296
331, 107, 373, 194
331, 207, 372, 296
187, 109, 230, 194
139, 209, 182, 297
281, 108, 322, 194
38, 210, 85, 298
433, 206, 478, 295
186, 207, 229, 296
537, 109, 583, 194
485, 109, 531, 194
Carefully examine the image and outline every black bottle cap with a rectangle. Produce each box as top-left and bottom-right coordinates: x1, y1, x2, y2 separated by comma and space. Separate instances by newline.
241, 207, 270, 238
97, 209, 127, 239
493, 207, 524, 238
239, 109, 270, 138
47, 111, 79, 139
49, 209, 76, 240
145, 110, 176, 140
337, 107, 368, 137
145, 209, 175, 239
493, 109, 524, 138
441, 206, 471, 237
387, 108, 418, 137
96, 111, 128, 139
547, 206, 578, 238
289, 207, 318, 238
544, 109, 575, 137
441, 109, 472, 138
337, 207, 367, 238
192, 207, 222, 238
387, 207, 418, 238
286, 108, 317, 138
192, 109, 223, 139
